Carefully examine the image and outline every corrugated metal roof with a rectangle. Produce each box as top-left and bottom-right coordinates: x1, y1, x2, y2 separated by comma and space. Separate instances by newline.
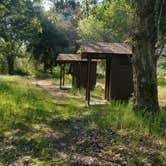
81, 42, 132, 55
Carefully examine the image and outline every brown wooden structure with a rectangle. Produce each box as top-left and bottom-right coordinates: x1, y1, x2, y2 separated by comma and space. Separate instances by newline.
56, 54, 97, 89
80, 42, 133, 105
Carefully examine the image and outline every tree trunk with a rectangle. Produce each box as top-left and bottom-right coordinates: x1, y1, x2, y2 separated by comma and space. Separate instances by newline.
132, 1, 159, 112
7, 54, 15, 75
132, 41, 159, 112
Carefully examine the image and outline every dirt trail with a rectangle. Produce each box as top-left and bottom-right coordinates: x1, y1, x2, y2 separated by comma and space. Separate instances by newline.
30, 79, 108, 105
160, 100, 166, 108
30, 79, 81, 100
30, 79, 166, 107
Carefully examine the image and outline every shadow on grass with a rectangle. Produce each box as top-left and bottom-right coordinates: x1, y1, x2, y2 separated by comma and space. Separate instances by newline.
0, 105, 165, 166
0, 76, 165, 165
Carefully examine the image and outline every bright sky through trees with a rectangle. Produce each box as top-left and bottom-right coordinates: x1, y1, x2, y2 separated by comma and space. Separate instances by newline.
42, 0, 103, 11
42, 0, 52, 11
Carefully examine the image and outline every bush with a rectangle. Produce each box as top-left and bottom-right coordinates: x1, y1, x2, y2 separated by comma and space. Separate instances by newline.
15, 57, 36, 76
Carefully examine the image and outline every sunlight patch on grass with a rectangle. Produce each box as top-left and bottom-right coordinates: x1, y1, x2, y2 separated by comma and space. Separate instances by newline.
158, 85, 166, 101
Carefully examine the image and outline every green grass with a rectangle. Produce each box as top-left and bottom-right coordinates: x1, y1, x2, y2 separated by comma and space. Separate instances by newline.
0, 76, 82, 128
0, 75, 165, 165
0, 75, 83, 165
88, 102, 166, 138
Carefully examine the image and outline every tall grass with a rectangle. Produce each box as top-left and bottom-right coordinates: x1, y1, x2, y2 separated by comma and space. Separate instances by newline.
0, 76, 82, 132
88, 101, 166, 139
0, 75, 84, 165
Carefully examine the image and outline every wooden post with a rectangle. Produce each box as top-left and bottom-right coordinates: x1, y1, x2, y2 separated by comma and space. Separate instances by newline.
105, 59, 107, 100
62, 64, 65, 86
105, 57, 111, 101
60, 64, 62, 89
86, 58, 88, 100
86, 55, 91, 105
105, 57, 109, 100
107, 57, 111, 101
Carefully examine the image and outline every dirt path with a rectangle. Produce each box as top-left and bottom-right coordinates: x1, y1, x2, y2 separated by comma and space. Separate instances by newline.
30, 79, 166, 108
30, 79, 108, 105
160, 100, 166, 108
30, 79, 81, 100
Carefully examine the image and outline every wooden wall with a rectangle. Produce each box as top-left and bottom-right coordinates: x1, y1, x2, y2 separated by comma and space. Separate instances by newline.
110, 55, 133, 100
72, 62, 97, 89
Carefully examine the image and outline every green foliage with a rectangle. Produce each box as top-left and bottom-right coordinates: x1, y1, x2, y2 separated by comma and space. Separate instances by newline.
0, 0, 42, 74
52, 0, 80, 17
157, 57, 166, 78
29, 12, 69, 72
0, 53, 8, 73
77, 15, 113, 42
14, 57, 36, 76
77, 0, 131, 42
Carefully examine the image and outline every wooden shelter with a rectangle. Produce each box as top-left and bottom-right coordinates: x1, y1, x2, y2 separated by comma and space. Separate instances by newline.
80, 42, 133, 105
56, 54, 97, 89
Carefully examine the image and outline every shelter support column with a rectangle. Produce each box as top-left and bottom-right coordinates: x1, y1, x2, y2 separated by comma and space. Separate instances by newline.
86, 56, 91, 105
62, 64, 65, 86
107, 57, 111, 100
60, 64, 62, 89
105, 57, 111, 100
105, 58, 108, 100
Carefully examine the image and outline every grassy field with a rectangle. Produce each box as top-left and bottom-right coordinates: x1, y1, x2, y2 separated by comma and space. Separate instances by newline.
0, 75, 165, 165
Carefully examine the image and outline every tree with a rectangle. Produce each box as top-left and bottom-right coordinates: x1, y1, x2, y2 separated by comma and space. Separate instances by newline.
77, 15, 114, 42
29, 12, 69, 72
130, 0, 166, 112
0, 0, 41, 74
50, 0, 80, 52
77, 0, 131, 42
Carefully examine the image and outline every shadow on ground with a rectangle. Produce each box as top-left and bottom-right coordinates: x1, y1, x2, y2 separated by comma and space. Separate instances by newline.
0, 105, 165, 166
0, 78, 165, 166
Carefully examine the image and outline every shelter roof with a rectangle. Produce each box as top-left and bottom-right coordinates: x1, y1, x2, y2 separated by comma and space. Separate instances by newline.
80, 42, 132, 55
57, 54, 83, 62
57, 54, 99, 63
